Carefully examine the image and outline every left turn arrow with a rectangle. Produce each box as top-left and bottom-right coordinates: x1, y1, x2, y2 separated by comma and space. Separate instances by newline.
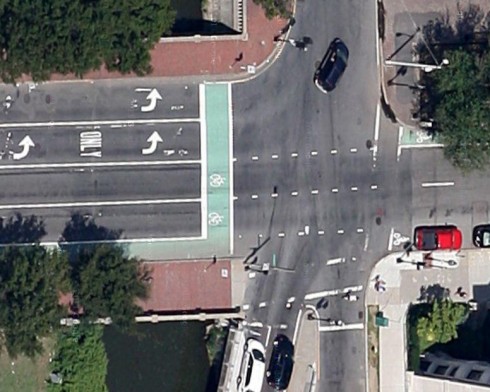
13, 135, 35, 160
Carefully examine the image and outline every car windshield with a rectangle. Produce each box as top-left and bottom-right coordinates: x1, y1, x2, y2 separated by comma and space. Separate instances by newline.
337, 47, 348, 63
422, 231, 437, 249
252, 349, 265, 362
484, 232, 490, 246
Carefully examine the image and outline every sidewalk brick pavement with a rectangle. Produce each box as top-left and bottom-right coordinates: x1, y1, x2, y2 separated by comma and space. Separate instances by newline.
380, 0, 490, 127
34, 1, 288, 83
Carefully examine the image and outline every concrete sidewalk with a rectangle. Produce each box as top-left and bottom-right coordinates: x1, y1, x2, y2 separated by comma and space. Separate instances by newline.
288, 306, 321, 392
366, 249, 490, 392
378, 0, 490, 127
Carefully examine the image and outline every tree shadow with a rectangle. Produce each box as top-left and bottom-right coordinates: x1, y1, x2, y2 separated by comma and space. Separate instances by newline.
418, 4, 488, 58
61, 212, 122, 243
60, 212, 124, 262
0, 212, 46, 244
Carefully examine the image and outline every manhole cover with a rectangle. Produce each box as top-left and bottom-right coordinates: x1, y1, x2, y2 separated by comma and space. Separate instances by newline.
45, 95, 51, 104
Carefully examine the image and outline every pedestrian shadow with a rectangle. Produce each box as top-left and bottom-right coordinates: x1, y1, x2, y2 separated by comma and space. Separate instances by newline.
0, 212, 46, 244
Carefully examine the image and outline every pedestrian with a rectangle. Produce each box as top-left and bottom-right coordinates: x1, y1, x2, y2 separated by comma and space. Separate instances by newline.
374, 281, 386, 292
374, 276, 387, 292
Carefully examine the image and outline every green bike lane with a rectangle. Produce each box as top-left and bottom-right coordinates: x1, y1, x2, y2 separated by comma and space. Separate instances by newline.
127, 83, 233, 260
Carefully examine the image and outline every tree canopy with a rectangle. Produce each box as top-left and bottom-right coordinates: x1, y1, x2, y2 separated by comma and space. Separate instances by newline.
416, 299, 468, 347
427, 50, 490, 171
0, 246, 70, 358
253, 0, 290, 19
48, 325, 108, 392
0, 0, 176, 82
71, 244, 148, 328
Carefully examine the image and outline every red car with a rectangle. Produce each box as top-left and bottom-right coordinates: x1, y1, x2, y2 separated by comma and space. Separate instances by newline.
414, 225, 463, 250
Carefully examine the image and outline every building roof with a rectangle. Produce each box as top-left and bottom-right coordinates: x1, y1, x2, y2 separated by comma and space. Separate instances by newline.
137, 259, 232, 313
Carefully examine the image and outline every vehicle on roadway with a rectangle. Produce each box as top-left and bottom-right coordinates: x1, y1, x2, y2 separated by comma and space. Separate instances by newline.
237, 338, 266, 392
414, 225, 463, 251
473, 224, 490, 248
266, 334, 294, 390
314, 38, 349, 93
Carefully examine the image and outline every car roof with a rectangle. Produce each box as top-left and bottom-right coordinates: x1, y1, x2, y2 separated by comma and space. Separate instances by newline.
316, 38, 349, 91
415, 226, 462, 249
268, 335, 294, 388
240, 339, 265, 392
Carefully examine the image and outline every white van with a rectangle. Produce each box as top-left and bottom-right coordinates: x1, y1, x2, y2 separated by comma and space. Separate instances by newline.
237, 338, 266, 392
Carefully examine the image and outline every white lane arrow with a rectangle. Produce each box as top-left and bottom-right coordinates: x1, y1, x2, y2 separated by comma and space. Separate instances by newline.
141, 131, 163, 155
13, 135, 35, 160
140, 89, 162, 113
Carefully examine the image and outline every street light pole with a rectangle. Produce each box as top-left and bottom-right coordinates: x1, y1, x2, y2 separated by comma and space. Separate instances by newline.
385, 58, 449, 72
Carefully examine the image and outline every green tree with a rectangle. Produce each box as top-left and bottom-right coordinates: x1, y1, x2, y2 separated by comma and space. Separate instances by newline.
0, 0, 176, 83
253, 0, 290, 19
0, 246, 71, 358
48, 325, 108, 392
71, 244, 148, 328
428, 50, 490, 171
416, 299, 468, 349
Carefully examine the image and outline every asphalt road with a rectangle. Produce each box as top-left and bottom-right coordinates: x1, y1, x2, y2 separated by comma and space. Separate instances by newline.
0, 80, 199, 123
0, 84, 205, 242
231, 0, 398, 390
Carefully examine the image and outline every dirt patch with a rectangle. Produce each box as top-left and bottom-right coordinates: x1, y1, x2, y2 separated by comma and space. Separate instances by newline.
368, 305, 380, 392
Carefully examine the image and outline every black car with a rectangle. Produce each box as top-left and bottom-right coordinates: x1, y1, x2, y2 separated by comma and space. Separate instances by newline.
314, 38, 349, 93
266, 334, 294, 390
473, 224, 490, 247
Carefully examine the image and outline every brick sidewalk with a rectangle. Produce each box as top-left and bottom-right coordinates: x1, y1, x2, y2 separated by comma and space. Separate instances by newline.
36, 1, 287, 82
380, 0, 490, 127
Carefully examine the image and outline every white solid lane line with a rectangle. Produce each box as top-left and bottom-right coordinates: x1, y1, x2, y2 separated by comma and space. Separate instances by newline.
319, 323, 364, 332
372, 103, 380, 165
227, 82, 234, 255
421, 181, 455, 188
0, 198, 200, 210
326, 257, 345, 266
41, 235, 205, 246
0, 118, 200, 128
0, 160, 200, 170
388, 227, 395, 251
199, 83, 208, 241
304, 285, 363, 300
